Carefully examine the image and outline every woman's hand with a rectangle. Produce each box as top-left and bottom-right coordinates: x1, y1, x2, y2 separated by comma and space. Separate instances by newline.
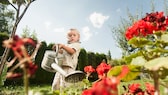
58, 44, 64, 49
52, 44, 56, 51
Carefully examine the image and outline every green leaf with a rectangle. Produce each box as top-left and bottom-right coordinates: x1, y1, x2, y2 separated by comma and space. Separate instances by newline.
107, 65, 122, 77
158, 68, 168, 79
0, 64, 7, 86
122, 65, 141, 81
128, 37, 153, 48
161, 34, 168, 43
12, 0, 26, 5
124, 51, 142, 64
131, 56, 147, 66
144, 57, 168, 79
144, 57, 168, 71
0, 0, 10, 4
148, 47, 168, 53
153, 31, 163, 36
107, 65, 141, 81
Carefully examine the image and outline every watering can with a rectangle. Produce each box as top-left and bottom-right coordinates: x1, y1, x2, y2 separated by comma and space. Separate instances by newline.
41, 44, 85, 83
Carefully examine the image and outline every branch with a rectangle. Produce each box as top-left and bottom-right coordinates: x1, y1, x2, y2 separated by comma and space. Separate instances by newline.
17, 2, 31, 25
8, 0, 17, 11
11, 1, 35, 37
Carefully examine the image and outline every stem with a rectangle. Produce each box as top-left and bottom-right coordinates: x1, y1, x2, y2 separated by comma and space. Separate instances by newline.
23, 65, 29, 95
153, 71, 160, 95
0, 48, 10, 75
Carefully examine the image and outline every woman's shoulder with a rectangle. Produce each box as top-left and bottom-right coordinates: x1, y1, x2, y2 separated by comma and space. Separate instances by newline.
69, 42, 81, 45
68, 42, 81, 49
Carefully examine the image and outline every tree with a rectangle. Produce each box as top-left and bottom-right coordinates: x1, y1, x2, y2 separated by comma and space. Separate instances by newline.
110, 9, 142, 57
0, 32, 9, 56
95, 53, 102, 66
107, 50, 112, 61
21, 26, 38, 41
21, 26, 38, 56
95, 53, 107, 65
31, 41, 54, 84
77, 48, 88, 71
0, 4, 14, 34
0, 0, 36, 75
88, 52, 96, 68
164, 0, 168, 15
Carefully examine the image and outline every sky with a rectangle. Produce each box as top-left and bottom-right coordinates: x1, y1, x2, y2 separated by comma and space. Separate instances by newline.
13, 0, 165, 59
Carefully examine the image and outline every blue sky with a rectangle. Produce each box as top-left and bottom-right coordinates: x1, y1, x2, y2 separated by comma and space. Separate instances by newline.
14, 0, 165, 58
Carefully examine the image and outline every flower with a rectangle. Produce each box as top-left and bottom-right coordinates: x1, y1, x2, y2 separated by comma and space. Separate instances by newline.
84, 65, 95, 74
116, 65, 129, 80
3, 35, 36, 60
82, 77, 118, 95
82, 63, 130, 95
84, 65, 95, 79
3, 35, 38, 78
27, 62, 38, 77
145, 82, 155, 95
6, 72, 23, 79
125, 11, 168, 40
123, 82, 155, 95
3, 35, 38, 95
128, 83, 142, 94
96, 62, 111, 79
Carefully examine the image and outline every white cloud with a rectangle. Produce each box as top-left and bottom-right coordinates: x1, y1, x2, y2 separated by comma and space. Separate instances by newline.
89, 12, 109, 28
81, 26, 92, 41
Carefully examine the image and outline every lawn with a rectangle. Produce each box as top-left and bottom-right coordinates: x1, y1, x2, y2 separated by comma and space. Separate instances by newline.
0, 84, 52, 95
0, 79, 167, 95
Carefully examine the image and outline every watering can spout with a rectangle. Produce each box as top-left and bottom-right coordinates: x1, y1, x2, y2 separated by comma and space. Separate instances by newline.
51, 63, 66, 76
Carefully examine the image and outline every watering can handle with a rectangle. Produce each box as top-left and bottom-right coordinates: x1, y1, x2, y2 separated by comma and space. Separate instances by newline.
55, 44, 59, 56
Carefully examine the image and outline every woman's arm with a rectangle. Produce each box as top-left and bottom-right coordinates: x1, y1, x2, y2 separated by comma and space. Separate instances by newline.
59, 44, 76, 55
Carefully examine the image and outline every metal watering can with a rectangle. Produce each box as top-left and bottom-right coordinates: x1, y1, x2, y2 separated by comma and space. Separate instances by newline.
41, 44, 85, 83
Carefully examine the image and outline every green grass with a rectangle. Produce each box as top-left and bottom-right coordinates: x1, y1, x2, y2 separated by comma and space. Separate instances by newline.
29, 84, 53, 95
0, 79, 167, 95
0, 85, 24, 95
0, 84, 52, 95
